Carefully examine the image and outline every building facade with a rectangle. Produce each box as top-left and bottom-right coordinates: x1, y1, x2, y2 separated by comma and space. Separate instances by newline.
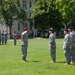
0, 0, 35, 38
12, 0, 35, 37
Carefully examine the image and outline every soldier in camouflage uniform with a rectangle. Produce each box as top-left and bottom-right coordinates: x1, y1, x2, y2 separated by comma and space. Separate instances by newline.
1, 30, 4, 45
63, 29, 72, 65
21, 28, 28, 62
0, 30, 1, 45
4, 31, 8, 44
68, 27, 75, 63
13, 31, 17, 46
49, 29, 56, 63
73, 32, 75, 63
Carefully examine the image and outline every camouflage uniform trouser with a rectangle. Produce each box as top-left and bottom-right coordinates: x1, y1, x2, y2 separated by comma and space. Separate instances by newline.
64, 49, 71, 63
2, 38, 4, 44
50, 47, 56, 62
71, 48, 75, 62
5, 39, 7, 44
0, 38, 1, 44
14, 39, 16, 45
21, 45, 28, 60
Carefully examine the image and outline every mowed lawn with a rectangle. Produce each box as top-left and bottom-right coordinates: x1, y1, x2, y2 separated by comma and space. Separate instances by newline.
0, 38, 75, 75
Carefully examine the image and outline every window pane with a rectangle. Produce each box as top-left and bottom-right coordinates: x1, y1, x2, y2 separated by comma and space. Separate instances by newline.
22, 0, 27, 9
18, 23, 20, 30
29, 2, 32, 8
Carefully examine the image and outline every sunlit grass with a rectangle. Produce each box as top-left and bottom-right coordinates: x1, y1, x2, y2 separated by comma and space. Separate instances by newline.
0, 38, 75, 75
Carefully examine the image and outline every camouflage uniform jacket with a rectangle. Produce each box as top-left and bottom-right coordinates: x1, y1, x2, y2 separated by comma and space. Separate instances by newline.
0, 33, 1, 40
72, 31, 75, 48
63, 34, 72, 50
49, 33, 56, 48
21, 31, 28, 46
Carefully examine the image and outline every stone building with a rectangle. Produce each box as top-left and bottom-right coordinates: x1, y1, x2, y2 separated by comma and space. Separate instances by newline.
0, 0, 36, 39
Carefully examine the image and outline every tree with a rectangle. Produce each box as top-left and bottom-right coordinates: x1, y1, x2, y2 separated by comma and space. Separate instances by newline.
56, 0, 75, 28
0, 0, 26, 38
0, 0, 3, 22
17, 8, 26, 26
31, 0, 63, 32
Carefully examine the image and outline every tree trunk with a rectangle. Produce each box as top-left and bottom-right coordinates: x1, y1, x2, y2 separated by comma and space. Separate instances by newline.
9, 26, 12, 39
9, 16, 13, 39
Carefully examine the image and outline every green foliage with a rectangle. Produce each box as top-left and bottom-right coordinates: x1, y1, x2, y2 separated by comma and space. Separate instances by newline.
56, 0, 75, 22
31, 0, 63, 31
17, 8, 26, 25
31, 0, 75, 30
1, 0, 26, 26
0, 39, 75, 75
0, 0, 26, 38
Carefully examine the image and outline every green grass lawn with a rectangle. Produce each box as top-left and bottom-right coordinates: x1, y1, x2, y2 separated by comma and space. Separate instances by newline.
0, 38, 75, 75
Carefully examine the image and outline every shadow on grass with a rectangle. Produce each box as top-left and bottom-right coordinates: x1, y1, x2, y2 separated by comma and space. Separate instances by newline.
56, 61, 66, 63
30, 60, 41, 63
56, 61, 75, 66
0, 44, 12, 45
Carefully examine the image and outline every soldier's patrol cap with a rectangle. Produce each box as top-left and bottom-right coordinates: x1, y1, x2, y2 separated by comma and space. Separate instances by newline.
24, 28, 28, 31
68, 26, 74, 30
64, 28, 68, 32
14, 31, 16, 33
49, 28, 54, 33
2, 30, 4, 32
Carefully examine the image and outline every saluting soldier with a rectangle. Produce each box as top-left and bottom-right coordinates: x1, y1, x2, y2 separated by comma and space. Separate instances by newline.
4, 31, 8, 44
0, 30, 1, 45
21, 28, 28, 62
68, 27, 75, 63
49, 28, 56, 63
13, 31, 17, 46
63, 29, 72, 65
1, 30, 4, 45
